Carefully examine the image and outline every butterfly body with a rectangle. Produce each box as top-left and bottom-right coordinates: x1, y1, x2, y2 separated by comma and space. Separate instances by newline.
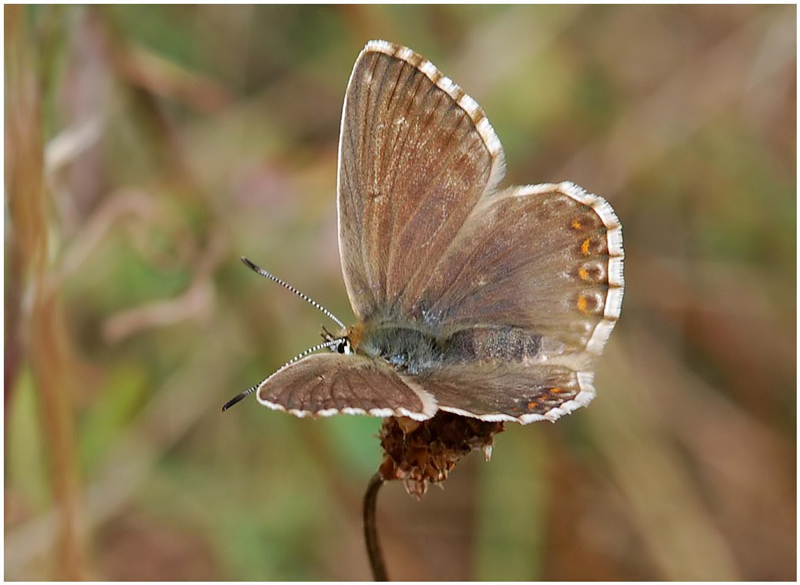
250, 40, 624, 424
352, 324, 439, 375
349, 321, 550, 372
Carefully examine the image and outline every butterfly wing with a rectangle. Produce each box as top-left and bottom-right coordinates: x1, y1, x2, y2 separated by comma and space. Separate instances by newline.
418, 362, 598, 423
337, 40, 505, 322
256, 353, 437, 420
421, 182, 624, 356
402, 182, 623, 422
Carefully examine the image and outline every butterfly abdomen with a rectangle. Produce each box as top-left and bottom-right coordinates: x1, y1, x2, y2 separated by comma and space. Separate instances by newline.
441, 327, 543, 364
357, 324, 546, 375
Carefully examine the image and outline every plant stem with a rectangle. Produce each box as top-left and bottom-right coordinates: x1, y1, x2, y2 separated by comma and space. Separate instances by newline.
363, 472, 388, 581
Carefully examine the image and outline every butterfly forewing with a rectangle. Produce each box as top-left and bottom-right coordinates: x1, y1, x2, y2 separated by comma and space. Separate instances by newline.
337, 40, 505, 323
256, 353, 436, 420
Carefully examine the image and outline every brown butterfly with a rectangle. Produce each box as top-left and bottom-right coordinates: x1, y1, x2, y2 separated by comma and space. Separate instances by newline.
225, 40, 624, 424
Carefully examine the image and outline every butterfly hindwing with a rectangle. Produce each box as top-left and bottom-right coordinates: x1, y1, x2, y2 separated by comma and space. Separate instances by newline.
416, 361, 596, 423
419, 182, 624, 357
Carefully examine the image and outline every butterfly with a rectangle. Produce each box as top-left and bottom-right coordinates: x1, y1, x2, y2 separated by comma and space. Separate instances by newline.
226, 40, 624, 424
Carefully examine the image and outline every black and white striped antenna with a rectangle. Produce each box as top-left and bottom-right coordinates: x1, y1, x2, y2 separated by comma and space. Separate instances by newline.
221, 257, 347, 412
221, 338, 340, 412
240, 257, 345, 329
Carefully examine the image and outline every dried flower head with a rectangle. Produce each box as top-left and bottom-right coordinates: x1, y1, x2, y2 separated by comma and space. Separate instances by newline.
377, 412, 505, 498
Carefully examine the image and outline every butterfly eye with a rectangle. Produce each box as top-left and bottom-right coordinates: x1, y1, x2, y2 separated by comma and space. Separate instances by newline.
337, 339, 352, 355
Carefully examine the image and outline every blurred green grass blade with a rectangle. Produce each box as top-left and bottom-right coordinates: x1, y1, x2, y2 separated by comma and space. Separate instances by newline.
474, 428, 547, 580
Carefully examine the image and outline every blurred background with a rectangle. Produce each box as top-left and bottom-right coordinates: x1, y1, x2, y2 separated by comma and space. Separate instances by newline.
5, 4, 796, 581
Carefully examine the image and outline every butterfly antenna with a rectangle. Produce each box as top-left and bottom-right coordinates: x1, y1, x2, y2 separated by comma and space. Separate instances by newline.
241, 257, 346, 329
221, 339, 340, 412
221, 383, 259, 412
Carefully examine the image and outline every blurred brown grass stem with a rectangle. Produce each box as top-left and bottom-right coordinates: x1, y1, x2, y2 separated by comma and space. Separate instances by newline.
7, 6, 90, 578
5, 323, 244, 577
363, 473, 388, 581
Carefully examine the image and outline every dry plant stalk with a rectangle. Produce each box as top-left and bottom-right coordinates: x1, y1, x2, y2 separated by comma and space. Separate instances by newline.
363, 412, 505, 580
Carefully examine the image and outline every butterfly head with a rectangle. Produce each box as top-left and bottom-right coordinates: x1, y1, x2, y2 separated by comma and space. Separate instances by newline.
322, 324, 363, 356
